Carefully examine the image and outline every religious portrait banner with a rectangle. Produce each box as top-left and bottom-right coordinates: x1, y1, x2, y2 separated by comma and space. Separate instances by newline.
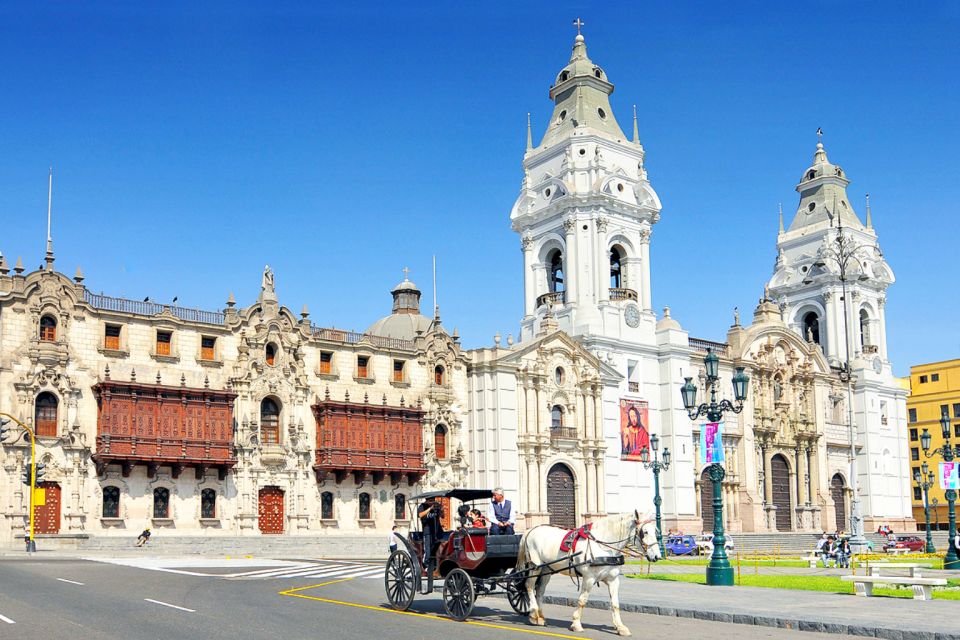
940, 462, 959, 490
700, 422, 724, 465
619, 399, 650, 461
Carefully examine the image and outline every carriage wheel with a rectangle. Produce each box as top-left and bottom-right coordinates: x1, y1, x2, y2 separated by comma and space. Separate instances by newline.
384, 550, 417, 611
505, 572, 531, 615
442, 568, 476, 621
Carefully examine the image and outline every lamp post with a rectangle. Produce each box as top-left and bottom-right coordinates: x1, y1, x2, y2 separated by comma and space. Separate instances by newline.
932, 498, 940, 532
921, 409, 959, 569
913, 463, 936, 553
804, 206, 872, 553
0, 413, 38, 553
680, 349, 749, 586
640, 433, 671, 551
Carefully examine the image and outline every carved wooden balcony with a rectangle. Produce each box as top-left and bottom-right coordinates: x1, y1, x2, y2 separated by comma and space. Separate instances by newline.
312, 400, 427, 485
92, 380, 237, 479
608, 288, 638, 301
536, 291, 566, 308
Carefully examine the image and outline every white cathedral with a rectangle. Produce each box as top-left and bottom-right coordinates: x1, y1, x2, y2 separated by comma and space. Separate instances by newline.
0, 32, 913, 546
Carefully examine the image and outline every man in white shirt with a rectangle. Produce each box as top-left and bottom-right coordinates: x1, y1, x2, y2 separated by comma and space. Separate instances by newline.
487, 488, 515, 535
388, 525, 400, 554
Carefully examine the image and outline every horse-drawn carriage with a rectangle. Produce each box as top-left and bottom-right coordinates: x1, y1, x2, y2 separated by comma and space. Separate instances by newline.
384, 488, 662, 635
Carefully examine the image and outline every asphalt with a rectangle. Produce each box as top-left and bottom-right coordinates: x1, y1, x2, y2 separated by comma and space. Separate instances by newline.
0, 557, 871, 640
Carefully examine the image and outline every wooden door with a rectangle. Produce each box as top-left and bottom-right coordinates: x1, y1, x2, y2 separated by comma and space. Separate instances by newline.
547, 464, 576, 529
34, 482, 61, 534
700, 468, 714, 533
831, 474, 846, 531
771, 454, 792, 531
258, 486, 284, 534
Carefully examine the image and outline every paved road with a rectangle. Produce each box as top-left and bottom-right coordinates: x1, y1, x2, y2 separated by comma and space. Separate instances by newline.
0, 557, 865, 640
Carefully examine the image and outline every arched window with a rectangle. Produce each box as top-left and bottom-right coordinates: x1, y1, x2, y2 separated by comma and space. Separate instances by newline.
548, 250, 565, 293
102, 486, 120, 518
39, 315, 57, 342
802, 312, 820, 345
201, 488, 216, 519
321, 491, 334, 520
555, 367, 565, 385
434, 425, 447, 459
551, 405, 564, 429
434, 365, 445, 386
859, 309, 870, 347
358, 492, 371, 520
610, 246, 623, 288
395, 494, 406, 520
153, 487, 170, 518
34, 392, 58, 437
260, 398, 280, 445
265, 343, 277, 366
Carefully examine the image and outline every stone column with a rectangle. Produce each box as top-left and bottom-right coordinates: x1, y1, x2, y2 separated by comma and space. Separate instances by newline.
596, 217, 608, 303
563, 218, 577, 304
522, 237, 535, 317
639, 229, 652, 311
796, 446, 807, 505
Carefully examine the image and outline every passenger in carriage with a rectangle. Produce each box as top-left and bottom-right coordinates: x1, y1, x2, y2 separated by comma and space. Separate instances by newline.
469, 509, 488, 529
487, 487, 515, 535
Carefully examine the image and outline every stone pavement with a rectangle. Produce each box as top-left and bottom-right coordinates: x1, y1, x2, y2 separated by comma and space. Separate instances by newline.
542, 575, 959, 640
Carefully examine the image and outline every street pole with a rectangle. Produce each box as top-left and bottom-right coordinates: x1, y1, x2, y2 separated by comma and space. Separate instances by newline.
641, 434, 670, 552
916, 466, 935, 553
0, 413, 38, 552
921, 410, 958, 569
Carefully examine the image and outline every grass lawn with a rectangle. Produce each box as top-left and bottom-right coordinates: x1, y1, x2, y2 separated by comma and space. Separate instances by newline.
626, 572, 960, 600
631, 556, 946, 570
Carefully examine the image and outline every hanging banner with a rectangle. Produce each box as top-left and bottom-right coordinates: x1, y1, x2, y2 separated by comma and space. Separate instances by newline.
700, 422, 724, 465
619, 399, 650, 461
940, 462, 959, 490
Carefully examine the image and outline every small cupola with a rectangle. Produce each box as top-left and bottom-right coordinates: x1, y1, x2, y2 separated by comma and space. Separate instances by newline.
391, 273, 421, 315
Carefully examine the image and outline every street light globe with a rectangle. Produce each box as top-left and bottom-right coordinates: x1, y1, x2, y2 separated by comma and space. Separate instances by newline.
913, 468, 921, 483
922, 461, 929, 477
640, 447, 650, 464
662, 447, 671, 467
704, 349, 720, 380
940, 410, 951, 439
650, 433, 660, 452
732, 367, 749, 402
680, 377, 697, 411
921, 428, 932, 453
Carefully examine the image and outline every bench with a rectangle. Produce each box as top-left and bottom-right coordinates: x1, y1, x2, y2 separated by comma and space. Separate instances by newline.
866, 562, 933, 578
802, 550, 820, 568
885, 547, 911, 555
841, 575, 946, 600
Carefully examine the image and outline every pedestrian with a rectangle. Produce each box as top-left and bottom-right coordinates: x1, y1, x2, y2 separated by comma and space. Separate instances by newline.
836, 537, 851, 569
135, 528, 151, 547
388, 525, 399, 554
823, 536, 838, 568
816, 532, 829, 559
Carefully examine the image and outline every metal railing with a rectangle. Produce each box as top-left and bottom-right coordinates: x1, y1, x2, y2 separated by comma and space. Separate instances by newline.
689, 337, 729, 357
84, 291, 225, 325
310, 326, 414, 351
550, 427, 579, 440
536, 291, 566, 308
608, 288, 638, 301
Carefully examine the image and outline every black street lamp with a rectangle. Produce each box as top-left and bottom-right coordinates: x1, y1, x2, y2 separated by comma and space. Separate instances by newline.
932, 497, 940, 531
913, 463, 936, 553
640, 433, 671, 552
920, 409, 959, 569
680, 349, 749, 586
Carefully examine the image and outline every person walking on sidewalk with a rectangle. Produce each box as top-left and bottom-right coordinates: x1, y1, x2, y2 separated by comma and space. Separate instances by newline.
135, 528, 151, 547
388, 525, 400, 554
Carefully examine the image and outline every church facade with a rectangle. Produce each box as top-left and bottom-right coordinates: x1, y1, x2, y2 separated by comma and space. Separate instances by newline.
0, 32, 913, 546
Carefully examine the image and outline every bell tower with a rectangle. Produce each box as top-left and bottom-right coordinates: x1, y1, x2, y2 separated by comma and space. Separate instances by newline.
512, 32, 662, 343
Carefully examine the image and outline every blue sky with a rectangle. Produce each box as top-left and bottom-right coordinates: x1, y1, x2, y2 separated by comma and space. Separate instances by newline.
1, 1, 957, 376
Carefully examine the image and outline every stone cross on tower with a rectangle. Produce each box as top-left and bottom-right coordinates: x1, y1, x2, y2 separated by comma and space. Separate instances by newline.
402, 266, 410, 281
573, 18, 585, 35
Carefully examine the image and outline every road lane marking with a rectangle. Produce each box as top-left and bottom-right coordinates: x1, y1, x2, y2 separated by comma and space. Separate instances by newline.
56, 578, 84, 585
144, 599, 195, 613
279, 579, 583, 640
0, 614, 15, 624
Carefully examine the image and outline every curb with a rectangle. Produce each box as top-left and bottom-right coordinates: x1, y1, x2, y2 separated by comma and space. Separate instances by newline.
540, 595, 960, 640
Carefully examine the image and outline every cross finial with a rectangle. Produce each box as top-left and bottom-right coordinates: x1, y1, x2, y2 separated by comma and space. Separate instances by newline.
816, 127, 823, 144
402, 266, 410, 280
573, 18, 585, 35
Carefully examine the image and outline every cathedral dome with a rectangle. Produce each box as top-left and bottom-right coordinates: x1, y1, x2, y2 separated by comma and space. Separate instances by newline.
365, 274, 436, 340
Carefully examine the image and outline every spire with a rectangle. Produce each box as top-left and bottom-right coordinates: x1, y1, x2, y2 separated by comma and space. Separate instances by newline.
526, 113, 533, 150
45, 167, 54, 269
632, 104, 639, 143
865, 193, 873, 229
778, 202, 784, 234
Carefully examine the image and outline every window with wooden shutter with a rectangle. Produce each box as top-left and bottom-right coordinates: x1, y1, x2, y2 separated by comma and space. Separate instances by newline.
357, 356, 369, 379
104, 324, 121, 350
393, 360, 404, 382
201, 336, 216, 361
39, 315, 57, 342
261, 398, 280, 445
435, 425, 447, 460
35, 392, 58, 437
319, 352, 333, 374
434, 365, 444, 386
266, 343, 277, 366
156, 331, 172, 356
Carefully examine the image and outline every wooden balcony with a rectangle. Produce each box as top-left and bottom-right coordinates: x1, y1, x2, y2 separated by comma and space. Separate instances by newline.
92, 380, 237, 479
536, 291, 566, 308
608, 288, 638, 301
312, 400, 427, 485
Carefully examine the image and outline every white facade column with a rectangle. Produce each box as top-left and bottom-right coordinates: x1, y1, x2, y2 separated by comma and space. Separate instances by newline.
522, 238, 535, 317
596, 217, 608, 302
639, 230, 652, 311
563, 218, 577, 304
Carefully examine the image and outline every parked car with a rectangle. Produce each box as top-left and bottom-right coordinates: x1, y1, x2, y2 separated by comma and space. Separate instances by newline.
697, 533, 735, 555
664, 535, 698, 556
884, 535, 925, 552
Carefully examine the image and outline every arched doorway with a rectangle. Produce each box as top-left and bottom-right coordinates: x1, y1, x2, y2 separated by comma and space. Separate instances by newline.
771, 454, 792, 531
547, 464, 576, 529
33, 482, 61, 534
258, 486, 284, 534
700, 468, 714, 533
831, 474, 846, 531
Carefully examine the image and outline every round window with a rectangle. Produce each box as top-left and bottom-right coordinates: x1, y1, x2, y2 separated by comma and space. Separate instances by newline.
558, 110, 567, 123
545, 188, 552, 197
598, 108, 607, 119
808, 202, 816, 212
579, 148, 586, 156
617, 183, 624, 192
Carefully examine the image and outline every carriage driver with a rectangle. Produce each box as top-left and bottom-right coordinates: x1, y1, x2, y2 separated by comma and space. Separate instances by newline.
417, 497, 444, 573
487, 488, 515, 535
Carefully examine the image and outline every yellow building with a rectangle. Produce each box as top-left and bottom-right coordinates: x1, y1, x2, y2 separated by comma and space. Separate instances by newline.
906, 359, 960, 530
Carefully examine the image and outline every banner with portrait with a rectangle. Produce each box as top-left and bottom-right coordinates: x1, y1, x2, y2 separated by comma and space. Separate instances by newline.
619, 399, 650, 461
700, 422, 724, 465
940, 462, 959, 490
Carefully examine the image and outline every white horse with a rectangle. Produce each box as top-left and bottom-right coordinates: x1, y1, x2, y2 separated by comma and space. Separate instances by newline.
515, 511, 660, 636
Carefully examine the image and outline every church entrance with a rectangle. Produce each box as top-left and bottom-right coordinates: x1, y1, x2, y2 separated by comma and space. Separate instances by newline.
33, 482, 61, 534
700, 468, 714, 533
831, 474, 846, 531
771, 454, 792, 531
258, 486, 284, 534
546, 464, 576, 529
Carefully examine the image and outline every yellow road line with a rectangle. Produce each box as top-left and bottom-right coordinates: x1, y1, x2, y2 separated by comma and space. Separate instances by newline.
278, 579, 584, 639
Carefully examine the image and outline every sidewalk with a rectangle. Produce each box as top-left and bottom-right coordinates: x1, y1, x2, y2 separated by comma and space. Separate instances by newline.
542, 575, 960, 640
